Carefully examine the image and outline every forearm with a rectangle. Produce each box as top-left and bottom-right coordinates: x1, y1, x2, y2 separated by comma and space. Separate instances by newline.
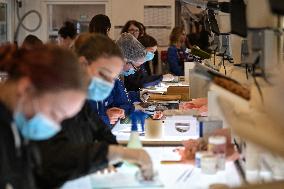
107, 145, 143, 165
107, 145, 125, 165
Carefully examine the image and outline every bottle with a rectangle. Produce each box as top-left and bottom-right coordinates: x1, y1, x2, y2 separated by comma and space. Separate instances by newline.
127, 111, 148, 148
127, 112, 143, 149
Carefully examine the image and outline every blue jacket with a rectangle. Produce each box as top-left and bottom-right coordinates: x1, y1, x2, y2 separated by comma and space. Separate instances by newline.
89, 79, 135, 126
167, 45, 189, 76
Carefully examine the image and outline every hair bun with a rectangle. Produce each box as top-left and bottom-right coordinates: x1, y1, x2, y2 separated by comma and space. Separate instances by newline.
64, 21, 75, 29
59, 21, 77, 39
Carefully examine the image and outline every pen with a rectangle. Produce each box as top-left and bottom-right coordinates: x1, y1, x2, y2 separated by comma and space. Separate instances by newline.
175, 169, 189, 183
234, 159, 248, 184
160, 160, 182, 164
183, 168, 194, 182
233, 139, 241, 153
233, 139, 245, 161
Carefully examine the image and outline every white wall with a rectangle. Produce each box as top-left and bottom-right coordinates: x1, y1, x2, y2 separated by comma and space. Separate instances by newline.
15, 0, 44, 43
15, 0, 175, 44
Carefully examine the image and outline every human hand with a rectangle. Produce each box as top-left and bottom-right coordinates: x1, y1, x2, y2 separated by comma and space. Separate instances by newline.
177, 139, 207, 161
152, 111, 164, 120
106, 107, 125, 124
108, 146, 154, 180
140, 91, 150, 102
128, 149, 154, 180
95, 165, 117, 175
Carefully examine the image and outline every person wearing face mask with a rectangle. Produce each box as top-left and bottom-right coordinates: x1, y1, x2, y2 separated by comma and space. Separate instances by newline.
90, 33, 147, 126
88, 15, 135, 126
116, 33, 146, 76
134, 22, 157, 76
0, 44, 87, 189
124, 34, 174, 92
115, 33, 151, 103
35, 34, 154, 189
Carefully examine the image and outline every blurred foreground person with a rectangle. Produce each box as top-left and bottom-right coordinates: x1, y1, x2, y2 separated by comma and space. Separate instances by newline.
0, 44, 86, 189
35, 34, 154, 189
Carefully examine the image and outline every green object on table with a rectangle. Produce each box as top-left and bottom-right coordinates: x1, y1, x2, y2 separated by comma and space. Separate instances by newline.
191, 46, 211, 59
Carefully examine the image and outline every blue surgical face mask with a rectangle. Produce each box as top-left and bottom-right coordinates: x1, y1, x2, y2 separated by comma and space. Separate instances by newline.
14, 111, 61, 140
144, 52, 155, 62
88, 76, 114, 101
122, 68, 136, 76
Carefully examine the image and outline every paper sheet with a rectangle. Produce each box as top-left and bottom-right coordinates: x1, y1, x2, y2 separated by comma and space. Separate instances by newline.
91, 166, 163, 188
61, 176, 92, 189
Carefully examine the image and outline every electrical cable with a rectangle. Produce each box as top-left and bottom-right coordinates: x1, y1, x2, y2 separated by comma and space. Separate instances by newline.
245, 64, 249, 80
14, 0, 42, 44
221, 46, 228, 75
252, 64, 264, 103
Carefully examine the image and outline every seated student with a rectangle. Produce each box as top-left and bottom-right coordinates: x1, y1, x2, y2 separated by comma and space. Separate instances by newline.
136, 22, 159, 75
116, 33, 151, 102
89, 33, 146, 126
89, 14, 111, 36
89, 78, 134, 126
35, 34, 154, 189
58, 21, 77, 49
22, 34, 43, 50
88, 15, 134, 126
167, 26, 190, 76
136, 22, 151, 75
117, 33, 146, 76
137, 21, 146, 38
90, 32, 148, 125
124, 34, 174, 92
121, 20, 141, 39
0, 44, 86, 189
91, 33, 151, 125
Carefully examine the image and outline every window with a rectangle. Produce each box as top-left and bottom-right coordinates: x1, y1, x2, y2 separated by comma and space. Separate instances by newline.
0, 2, 7, 44
47, 4, 106, 41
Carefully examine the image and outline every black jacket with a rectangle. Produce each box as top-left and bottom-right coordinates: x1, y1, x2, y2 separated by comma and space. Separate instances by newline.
35, 100, 118, 189
124, 65, 163, 91
0, 102, 39, 189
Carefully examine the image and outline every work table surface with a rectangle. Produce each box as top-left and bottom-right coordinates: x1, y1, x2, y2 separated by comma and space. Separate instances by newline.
61, 147, 242, 189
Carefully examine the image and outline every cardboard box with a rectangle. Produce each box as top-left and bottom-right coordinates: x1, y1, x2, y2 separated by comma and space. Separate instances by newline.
197, 117, 223, 137
163, 115, 198, 137
166, 86, 190, 101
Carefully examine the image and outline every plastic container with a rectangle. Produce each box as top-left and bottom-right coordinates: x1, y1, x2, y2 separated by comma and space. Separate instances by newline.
208, 136, 226, 170
127, 111, 147, 149
195, 151, 210, 168
201, 154, 218, 174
